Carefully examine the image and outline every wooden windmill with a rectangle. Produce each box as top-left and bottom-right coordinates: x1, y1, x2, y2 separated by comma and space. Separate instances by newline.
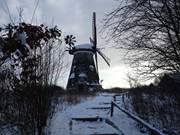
66, 12, 110, 91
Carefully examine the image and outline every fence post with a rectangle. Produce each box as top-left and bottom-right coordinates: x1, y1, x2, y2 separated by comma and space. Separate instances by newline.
69, 120, 72, 134
110, 101, 114, 117
113, 95, 116, 102
150, 130, 159, 135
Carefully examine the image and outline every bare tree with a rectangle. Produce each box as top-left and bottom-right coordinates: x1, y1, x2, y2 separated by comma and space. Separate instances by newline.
103, 0, 180, 79
40, 39, 67, 86
127, 73, 140, 88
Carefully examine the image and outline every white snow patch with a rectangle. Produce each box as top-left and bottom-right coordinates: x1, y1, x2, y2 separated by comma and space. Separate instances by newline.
79, 72, 87, 78
69, 73, 75, 79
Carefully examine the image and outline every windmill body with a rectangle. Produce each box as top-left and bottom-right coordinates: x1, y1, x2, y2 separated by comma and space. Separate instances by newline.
66, 12, 110, 91
67, 43, 101, 90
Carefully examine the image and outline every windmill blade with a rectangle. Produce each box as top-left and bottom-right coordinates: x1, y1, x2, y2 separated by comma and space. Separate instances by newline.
97, 49, 110, 66
95, 52, 98, 72
89, 37, 95, 46
92, 12, 97, 47
91, 12, 99, 73
90, 36, 98, 70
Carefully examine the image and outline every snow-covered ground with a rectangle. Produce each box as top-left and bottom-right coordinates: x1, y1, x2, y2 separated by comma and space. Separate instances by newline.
48, 92, 150, 135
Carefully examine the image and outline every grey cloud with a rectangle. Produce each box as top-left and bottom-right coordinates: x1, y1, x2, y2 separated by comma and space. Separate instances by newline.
0, 0, 129, 88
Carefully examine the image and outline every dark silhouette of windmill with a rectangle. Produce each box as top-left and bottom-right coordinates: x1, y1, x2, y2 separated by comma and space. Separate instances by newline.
66, 12, 110, 91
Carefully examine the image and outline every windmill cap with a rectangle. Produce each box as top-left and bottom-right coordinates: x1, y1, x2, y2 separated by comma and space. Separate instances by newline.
69, 43, 96, 55
75, 43, 93, 49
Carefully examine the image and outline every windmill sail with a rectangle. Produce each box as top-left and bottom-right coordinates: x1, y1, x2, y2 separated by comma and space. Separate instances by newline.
92, 12, 99, 75
97, 49, 110, 66
92, 12, 97, 46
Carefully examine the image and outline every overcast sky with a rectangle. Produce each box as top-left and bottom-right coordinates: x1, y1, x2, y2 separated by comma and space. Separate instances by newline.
0, 0, 132, 88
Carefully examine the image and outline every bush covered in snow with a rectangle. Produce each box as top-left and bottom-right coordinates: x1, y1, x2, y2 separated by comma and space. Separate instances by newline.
123, 73, 180, 135
0, 22, 65, 135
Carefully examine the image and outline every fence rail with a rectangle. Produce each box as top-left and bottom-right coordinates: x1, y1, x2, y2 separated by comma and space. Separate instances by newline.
110, 96, 166, 135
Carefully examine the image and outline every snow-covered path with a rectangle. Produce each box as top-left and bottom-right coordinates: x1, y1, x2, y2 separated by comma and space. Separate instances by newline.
49, 92, 149, 135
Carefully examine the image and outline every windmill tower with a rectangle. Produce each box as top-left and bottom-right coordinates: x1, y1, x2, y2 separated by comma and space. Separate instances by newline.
66, 12, 110, 91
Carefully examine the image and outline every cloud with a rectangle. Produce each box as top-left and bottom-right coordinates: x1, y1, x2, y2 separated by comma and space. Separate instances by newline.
0, 0, 131, 88
99, 65, 130, 88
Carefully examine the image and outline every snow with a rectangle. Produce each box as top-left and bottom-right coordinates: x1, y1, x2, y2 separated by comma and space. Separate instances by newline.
112, 101, 165, 135
70, 120, 120, 135
120, 91, 180, 134
169, 72, 180, 82
74, 43, 93, 50
48, 92, 151, 135
89, 65, 94, 71
90, 82, 100, 86
0, 125, 20, 135
16, 32, 26, 45
78, 73, 87, 78
69, 73, 75, 79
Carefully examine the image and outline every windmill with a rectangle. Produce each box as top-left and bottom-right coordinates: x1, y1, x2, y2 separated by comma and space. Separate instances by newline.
66, 12, 110, 91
